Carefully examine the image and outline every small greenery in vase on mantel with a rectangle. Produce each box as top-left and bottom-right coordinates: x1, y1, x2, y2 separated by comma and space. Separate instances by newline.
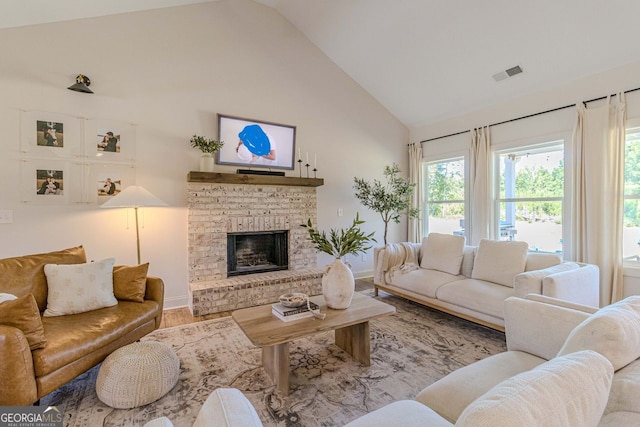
190, 135, 224, 172
302, 213, 376, 309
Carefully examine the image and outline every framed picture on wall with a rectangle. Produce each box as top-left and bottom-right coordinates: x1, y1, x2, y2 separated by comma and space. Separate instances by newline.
20, 111, 82, 157
84, 119, 137, 163
216, 114, 296, 170
20, 159, 83, 204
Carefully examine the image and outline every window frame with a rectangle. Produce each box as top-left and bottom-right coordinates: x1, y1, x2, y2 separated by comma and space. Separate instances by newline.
493, 140, 566, 253
423, 152, 469, 239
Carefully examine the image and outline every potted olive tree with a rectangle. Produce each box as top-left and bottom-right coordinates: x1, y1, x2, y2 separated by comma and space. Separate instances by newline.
302, 213, 375, 309
190, 135, 224, 172
353, 163, 420, 244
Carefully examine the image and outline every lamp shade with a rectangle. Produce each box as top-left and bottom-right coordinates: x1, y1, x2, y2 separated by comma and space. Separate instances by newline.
100, 186, 168, 208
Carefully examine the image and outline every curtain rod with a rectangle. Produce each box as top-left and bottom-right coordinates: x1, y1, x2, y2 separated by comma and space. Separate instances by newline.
413, 86, 640, 145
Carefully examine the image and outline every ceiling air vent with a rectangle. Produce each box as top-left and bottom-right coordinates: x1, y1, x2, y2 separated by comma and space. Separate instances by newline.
493, 65, 523, 82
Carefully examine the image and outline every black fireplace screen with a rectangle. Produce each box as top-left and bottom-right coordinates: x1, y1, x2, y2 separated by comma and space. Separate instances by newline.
227, 231, 288, 276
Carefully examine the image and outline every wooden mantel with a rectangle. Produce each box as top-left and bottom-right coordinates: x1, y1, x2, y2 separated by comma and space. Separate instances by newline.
187, 171, 324, 187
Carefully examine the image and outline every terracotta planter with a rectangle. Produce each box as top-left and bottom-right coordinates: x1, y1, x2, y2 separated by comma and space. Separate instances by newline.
199, 153, 215, 172
322, 258, 355, 309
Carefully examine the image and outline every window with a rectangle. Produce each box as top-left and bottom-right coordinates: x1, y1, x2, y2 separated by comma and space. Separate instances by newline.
624, 128, 640, 262
425, 157, 465, 236
495, 142, 564, 253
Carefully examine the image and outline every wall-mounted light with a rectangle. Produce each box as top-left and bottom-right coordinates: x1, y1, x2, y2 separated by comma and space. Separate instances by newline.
67, 74, 93, 94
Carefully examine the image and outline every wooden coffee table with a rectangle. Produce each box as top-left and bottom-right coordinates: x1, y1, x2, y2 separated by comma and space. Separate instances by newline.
231, 293, 395, 395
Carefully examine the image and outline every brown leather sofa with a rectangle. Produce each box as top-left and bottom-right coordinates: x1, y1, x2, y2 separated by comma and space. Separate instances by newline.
0, 246, 164, 405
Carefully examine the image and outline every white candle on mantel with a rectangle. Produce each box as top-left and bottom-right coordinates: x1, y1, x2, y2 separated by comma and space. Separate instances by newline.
314, 153, 317, 168
306, 152, 309, 164
298, 148, 301, 160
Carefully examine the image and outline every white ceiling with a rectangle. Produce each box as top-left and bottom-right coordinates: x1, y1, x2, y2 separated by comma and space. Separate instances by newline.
3, 0, 640, 128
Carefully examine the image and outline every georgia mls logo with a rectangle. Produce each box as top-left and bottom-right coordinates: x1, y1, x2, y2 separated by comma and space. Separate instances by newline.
0, 406, 63, 427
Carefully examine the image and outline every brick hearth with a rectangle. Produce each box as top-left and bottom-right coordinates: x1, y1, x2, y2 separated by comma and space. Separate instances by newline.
187, 172, 324, 315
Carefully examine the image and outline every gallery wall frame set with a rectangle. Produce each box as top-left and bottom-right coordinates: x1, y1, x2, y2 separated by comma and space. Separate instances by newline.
19, 109, 137, 205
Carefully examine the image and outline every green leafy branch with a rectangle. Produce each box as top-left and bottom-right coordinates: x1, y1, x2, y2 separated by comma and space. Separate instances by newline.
190, 135, 224, 153
301, 213, 376, 258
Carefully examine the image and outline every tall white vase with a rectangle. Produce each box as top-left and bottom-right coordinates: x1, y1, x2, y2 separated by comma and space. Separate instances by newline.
322, 258, 355, 309
199, 153, 215, 172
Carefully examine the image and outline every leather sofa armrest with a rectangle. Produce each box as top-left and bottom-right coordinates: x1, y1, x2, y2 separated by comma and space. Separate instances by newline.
504, 296, 591, 360
145, 276, 165, 328
0, 324, 38, 405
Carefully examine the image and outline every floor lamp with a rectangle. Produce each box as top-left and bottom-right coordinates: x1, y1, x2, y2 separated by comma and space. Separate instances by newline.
101, 186, 168, 264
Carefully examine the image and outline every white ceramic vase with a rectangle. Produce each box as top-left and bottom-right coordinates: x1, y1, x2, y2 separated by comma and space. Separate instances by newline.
322, 258, 355, 309
199, 153, 215, 172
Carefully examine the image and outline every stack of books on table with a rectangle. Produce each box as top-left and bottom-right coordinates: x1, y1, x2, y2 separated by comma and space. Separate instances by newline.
271, 301, 319, 322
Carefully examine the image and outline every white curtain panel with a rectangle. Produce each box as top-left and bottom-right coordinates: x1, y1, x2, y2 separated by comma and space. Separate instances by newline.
570, 94, 626, 305
408, 143, 423, 243
470, 126, 490, 245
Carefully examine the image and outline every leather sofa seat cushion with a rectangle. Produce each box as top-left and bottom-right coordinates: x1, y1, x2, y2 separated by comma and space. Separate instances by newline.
558, 295, 640, 370
33, 300, 159, 377
416, 351, 544, 423
387, 269, 461, 299
436, 279, 513, 319
456, 351, 613, 427
0, 246, 86, 311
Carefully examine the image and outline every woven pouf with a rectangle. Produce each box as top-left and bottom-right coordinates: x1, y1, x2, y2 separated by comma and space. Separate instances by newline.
96, 341, 180, 409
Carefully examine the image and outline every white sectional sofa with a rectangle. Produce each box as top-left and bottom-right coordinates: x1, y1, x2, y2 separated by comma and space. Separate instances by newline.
373, 233, 600, 331
145, 295, 640, 427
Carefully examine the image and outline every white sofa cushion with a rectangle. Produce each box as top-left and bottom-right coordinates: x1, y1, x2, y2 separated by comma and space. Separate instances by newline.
524, 252, 561, 271
460, 246, 476, 278
471, 239, 528, 287
557, 296, 640, 370
436, 278, 513, 319
420, 233, 465, 275
456, 350, 613, 427
344, 400, 453, 427
387, 268, 461, 299
513, 262, 580, 298
605, 358, 640, 415
193, 388, 263, 427
416, 351, 544, 423
43, 258, 117, 316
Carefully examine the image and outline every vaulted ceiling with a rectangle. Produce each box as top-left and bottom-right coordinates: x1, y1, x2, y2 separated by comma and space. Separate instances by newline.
3, 0, 640, 128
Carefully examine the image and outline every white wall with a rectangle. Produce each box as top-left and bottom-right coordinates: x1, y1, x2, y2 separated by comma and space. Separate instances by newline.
411, 61, 640, 299
0, 0, 408, 308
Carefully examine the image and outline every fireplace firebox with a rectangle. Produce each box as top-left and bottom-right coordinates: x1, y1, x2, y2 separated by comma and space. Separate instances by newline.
227, 231, 288, 276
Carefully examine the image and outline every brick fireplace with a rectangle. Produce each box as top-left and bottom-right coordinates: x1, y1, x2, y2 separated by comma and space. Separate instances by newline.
187, 172, 324, 315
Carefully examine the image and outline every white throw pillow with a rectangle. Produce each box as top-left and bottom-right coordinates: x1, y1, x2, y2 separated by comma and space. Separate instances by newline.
557, 295, 640, 370
457, 350, 613, 427
43, 258, 117, 317
420, 233, 465, 275
471, 239, 528, 287
0, 293, 17, 304
193, 388, 263, 427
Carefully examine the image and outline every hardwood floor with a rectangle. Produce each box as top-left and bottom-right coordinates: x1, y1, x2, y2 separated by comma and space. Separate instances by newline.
159, 277, 375, 329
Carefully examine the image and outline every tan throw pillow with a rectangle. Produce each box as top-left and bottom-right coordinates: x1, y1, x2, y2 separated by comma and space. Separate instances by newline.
0, 294, 46, 350
113, 263, 149, 303
471, 239, 528, 287
420, 233, 465, 275
558, 296, 640, 370
43, 258, 118, 317
457, 350, 613, 427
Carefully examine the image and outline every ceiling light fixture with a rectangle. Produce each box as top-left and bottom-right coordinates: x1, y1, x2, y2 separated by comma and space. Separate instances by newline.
67, 74, 93, 94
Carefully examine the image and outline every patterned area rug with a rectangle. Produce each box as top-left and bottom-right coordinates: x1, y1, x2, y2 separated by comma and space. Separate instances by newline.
42, 292, 506, 426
